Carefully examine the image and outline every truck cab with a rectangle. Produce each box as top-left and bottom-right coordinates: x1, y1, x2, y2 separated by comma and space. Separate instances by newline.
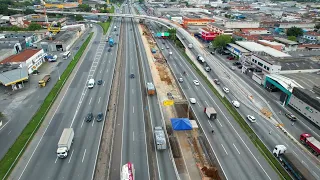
57, 147, 68, 158
273, 145, 287, 157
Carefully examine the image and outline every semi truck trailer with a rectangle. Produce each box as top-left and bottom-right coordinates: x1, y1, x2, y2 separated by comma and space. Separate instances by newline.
56, 128, 74, 158
154, 126, 167, 150
300, 133, 320, 156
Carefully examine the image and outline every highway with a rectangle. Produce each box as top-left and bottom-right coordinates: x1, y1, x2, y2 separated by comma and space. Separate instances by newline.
9, 17, 121, 180
109, 5, 150, 180
178, 32, 320, 178
141, 7, 280, 180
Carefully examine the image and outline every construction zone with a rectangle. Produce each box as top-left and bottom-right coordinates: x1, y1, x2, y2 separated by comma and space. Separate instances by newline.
138, 22, 222, 180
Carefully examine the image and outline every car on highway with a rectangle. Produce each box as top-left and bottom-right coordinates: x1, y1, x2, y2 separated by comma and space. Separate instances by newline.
178, 78, 183, 83
193, 80, 200, 86
166, 46, 169, 49
285, 113, 297, 121
86, 112, 93, 122
161, 47, 164, 50
97, 112, 103, 122
230, 66, 236, 71
189, 98, 196, 104
169, 51, 172, 55
223, 87, 229, 93
232, 100, 240, 108
247, 115, 256, 123
97, 80, 103, 85
210, 51, 215, 55
213, 79, 220, 85
108, 48, 112, 52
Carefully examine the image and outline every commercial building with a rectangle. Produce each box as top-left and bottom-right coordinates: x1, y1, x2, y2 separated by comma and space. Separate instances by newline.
303, 31, 320, 42
224, 21, 260, 29
199, 28, 217, 41
241, 28, 271, 35
0, 37, 26, 54
207, 23, 233, 36
226, 43, 251, 58
272, 37, 298, 52
257, 40, 285, 51
278, 22, 316, 31
182, 16, 214, 28
1, 33, 39, 47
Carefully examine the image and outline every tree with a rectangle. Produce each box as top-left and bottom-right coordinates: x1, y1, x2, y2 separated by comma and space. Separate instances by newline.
168, 28, 177, 40
75, 15, 84, 21
212, 35, 232, 50
315, 23, 320, 30
28, 23, 42, 31
287, 36, 297, 42
286, 26, 303, 37
24, 8, 36, 15
78, 4, 91, 12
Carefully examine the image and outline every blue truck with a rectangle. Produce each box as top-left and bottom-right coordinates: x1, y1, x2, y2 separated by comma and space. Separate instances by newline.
108, 38, 114, 47
44, 55, 57, 62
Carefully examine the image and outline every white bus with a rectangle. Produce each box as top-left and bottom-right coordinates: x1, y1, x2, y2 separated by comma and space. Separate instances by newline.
62, 51, 71, 59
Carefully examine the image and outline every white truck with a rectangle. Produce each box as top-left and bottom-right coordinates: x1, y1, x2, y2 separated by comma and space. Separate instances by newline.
188, 43, 193, 49
154, 126, 167, 150
114, 26, 117, 31
90, 24, 93, 28
204, 107, 217, 120
56, 128, 74, 158
121, 162, 135, 180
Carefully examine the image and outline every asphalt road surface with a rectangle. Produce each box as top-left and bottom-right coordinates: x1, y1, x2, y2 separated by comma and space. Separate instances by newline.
9, 18, 121, 180
146, 20, 279, 179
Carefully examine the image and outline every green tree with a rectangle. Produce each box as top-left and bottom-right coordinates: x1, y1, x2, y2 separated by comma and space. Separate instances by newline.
168, 28, 177, 40
57, 22, 61, 27
286, 26, 303, 37
212, 35, 232, 50
78, 4, 91, 12
315, 23, 320, 30
75, 14, 84, 21
287, 36, 297, 42
24, 8, 36, 15
28, 23, 42, 31
139, 0, 144, 3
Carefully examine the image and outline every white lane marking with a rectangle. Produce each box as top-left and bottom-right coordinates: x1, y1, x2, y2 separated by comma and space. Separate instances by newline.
100, 70, 102, 73
133, 131, 135, 141
82, 149, 87, 163
81, 118, 85, 128
103, 81, 105, 86
204, 101, 209, 107
217, 119, 223, 127
68, 150, 74, 163
109, 60, 111, 64
92, 118, 95, 126
233, 144, 240, 154
98, 97, 101, 104
107, 69, 109, 73
197, 103, 201, 108
89, 97, 92, 105
208, 121, 213, 128
132, 106, 135, 113
8, 130, 12, 135
194, 86, 198, 90
30, 105, 33, 109
54, 157, 58, 163
313, 171, 319, 178
132, 89, 134, 94
221, 144, 228, 155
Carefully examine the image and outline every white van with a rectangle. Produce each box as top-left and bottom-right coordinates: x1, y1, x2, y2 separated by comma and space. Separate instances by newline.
88, 79, 95, 89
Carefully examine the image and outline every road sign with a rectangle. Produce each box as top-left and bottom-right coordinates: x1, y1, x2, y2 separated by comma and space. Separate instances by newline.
163, 100, 174, 106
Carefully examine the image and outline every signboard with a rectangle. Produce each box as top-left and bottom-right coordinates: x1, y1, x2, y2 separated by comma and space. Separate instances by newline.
163, 100, 174, 106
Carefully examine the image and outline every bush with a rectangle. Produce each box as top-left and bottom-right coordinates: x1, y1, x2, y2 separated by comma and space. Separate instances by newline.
0, 33, 94, 180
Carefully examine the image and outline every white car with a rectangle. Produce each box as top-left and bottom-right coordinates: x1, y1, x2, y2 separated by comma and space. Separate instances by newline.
247, 115, 256, 123
178, 78, 183, 83
193, 80, 200, 86
232, 100, 240, 108
161, 47, 164, 50
169, 51, 172, 55
189, 98, 196, 104
223, 87, 229, 93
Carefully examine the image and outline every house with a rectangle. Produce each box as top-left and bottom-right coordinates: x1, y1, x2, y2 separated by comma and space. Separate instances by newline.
303, 31, 320, 41
9, 14, 27, 28
207, 23, 233, 35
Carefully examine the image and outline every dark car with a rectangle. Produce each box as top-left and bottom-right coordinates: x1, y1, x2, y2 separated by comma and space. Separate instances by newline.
130, 74, 135, 78
227, 56, 235, 60
97, 80, 103, 85
237, 65, 243, 69
97, 112, 103, 122
108, 48, 112, 52
285, 113, 297, 121
86, 112, 93, 122
210, 51, 215, 55
233, 62, 241, 66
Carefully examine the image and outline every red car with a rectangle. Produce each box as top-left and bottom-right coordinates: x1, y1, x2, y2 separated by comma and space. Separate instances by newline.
227, 56, 235, 60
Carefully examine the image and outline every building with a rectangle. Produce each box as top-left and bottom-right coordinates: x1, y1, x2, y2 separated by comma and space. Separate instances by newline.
224, 21, 260, 29
274, 37, 298, 52
1, 49, 45, 74
9, 14, 27, 28
207, 23, 233, 35
25, 15, 67, 28
241, 28, 271, 35
257, 40, 285, 51
278, 22, 315, 31
0, 63, 28, 89
1, 33, 39, 47
182, 16, 214, 28
289, 86, 320, 127
303, 31, 320, 42
226, 43, 251, 58
0, 38, 26, 54
199, 28, 217, 41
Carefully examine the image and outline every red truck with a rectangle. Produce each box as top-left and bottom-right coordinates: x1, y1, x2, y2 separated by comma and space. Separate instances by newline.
300, 133, 320, 156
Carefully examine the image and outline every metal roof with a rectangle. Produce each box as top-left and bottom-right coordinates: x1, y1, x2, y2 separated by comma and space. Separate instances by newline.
266, 74, 304, 92
0, 63, 28, 86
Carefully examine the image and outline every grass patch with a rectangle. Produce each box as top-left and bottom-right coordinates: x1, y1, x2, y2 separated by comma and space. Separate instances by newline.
98, 21, 111, 35
179, 50, 291, 180
0, 32, 94, 180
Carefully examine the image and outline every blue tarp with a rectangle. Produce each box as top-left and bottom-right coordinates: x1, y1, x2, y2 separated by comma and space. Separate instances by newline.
170, 118, 192, 131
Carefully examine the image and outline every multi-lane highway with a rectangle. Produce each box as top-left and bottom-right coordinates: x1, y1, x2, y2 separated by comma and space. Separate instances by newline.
141, 7, 280, 180
9, 16, 121, 180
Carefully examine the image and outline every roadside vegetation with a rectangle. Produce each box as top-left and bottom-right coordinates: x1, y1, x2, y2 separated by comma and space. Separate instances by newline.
178, 48, 291, 180
98, 21, 111, 35
0, 23, 42, 32
0, 32, 94, 180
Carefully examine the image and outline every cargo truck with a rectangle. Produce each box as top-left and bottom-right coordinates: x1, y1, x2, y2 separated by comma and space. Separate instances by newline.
56, 128, 74, 159
204, 107, 217, 120
38, 74, 51, 87
273, 145, 317, 180
109, 38, 114, 47
146, 82, 155, 95
121, 162, 135, 180
300, 133, 320, 156
154, 126, 167, 150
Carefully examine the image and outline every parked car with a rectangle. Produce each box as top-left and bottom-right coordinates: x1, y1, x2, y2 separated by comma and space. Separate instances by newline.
213, 79, 220, 85
97, 112, 103, 122
227, 56, 235, 60
230, 66, 236, 71
193, 80, 200, 86
285, 113, 297, 121
233, 62, 241, 66
247, 115, 256, 123
237, 65, 243, 69
189, 98, 196, 104
223, 87, 229, 93
86, 112, 93, 122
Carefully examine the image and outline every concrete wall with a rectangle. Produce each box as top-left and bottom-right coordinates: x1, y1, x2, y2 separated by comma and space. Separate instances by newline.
225, 21, 259, 29
288, 94, 320, 127
278, 69, 320, 74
